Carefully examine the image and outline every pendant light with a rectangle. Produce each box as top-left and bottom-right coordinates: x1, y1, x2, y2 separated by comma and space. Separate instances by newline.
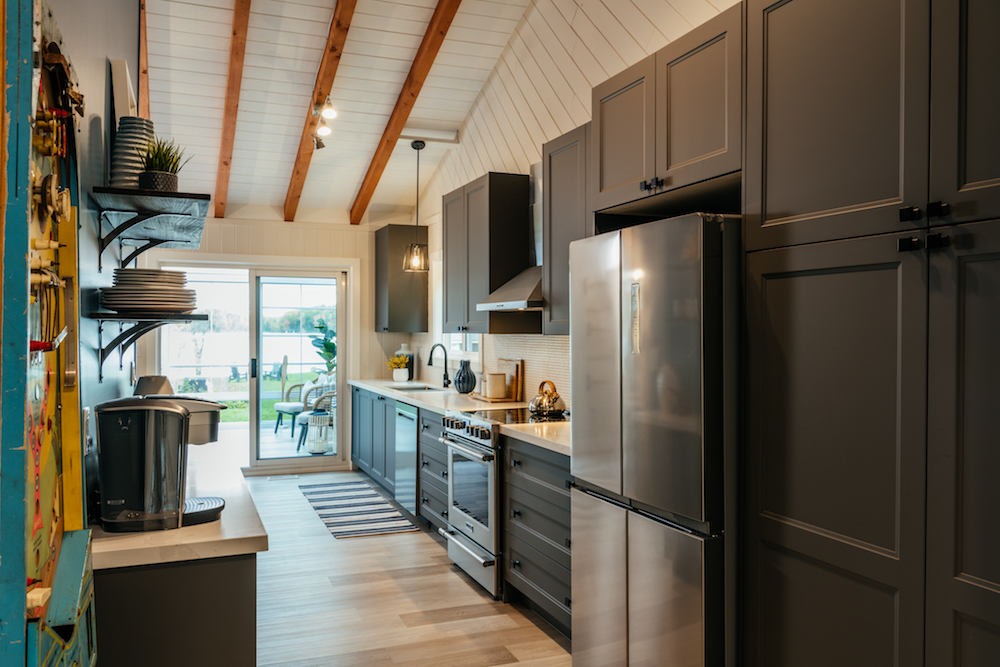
403, 140, 429, 272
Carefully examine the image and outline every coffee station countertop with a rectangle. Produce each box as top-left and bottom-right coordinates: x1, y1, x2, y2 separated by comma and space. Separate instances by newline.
348, 379, 531, 413
500, 422, 571, 457
90, 440, 268, 570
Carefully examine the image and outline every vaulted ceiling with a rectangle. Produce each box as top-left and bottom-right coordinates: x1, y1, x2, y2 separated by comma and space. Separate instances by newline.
144, 0, 530, 223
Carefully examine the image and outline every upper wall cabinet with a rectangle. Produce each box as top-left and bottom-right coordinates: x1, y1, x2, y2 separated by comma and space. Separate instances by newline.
744, 0, 932, 250
543, 123, 590, 336
928, 0, 1000, 226
590, 4, 742, 212
443, 173, 539, 334
375, 224, 428, 333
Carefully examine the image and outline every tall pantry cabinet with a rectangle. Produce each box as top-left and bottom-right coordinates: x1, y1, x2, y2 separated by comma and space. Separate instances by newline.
743, 0, 1000, 664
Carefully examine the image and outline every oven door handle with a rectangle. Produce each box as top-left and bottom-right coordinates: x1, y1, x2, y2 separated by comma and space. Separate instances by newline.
437, 528, 495, 567
439, 436, 494, 462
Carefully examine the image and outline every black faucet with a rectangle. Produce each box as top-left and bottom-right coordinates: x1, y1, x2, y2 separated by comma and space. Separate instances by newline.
428, 343, 450, 388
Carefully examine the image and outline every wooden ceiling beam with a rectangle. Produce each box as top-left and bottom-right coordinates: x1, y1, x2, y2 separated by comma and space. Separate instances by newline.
213, 0, 252, 218
283, 0, 358, 222
349, 0, 463, 226
138, 0, 149, 119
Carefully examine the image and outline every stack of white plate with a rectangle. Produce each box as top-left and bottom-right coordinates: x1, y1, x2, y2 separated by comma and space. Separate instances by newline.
101, 269, 197, 313
111, 117, 155, 188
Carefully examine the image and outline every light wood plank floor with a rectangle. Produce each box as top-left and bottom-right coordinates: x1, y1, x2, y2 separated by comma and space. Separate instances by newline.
246, 471, 572, 666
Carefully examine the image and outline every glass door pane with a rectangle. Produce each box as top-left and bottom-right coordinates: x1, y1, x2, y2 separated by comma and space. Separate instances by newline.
255, 274, 340, 461
159, 267, 250, 467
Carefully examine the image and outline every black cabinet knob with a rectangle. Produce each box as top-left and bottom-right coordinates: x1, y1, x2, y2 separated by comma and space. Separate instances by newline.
421, 459, 429, 467
510, 509, 521, 518
510, 459, 521, 468
440, 509, 448, 517
564, 597, 572, 609
421, 496, 429, 504
441, 470, 448, 478
511, 559, 521, 569
897, 237, 922, 252
639, 180, 649, 192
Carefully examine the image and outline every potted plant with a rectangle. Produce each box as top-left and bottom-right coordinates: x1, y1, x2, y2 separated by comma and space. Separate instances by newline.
310, 318, 337, 373
387, 354, 409, 382
136, 137, 191, 192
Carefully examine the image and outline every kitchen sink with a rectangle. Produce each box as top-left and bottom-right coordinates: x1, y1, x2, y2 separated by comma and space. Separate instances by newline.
388, 383, 447, 392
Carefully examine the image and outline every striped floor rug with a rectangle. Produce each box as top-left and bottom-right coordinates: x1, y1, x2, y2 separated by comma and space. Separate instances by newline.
299, 480, 419, 539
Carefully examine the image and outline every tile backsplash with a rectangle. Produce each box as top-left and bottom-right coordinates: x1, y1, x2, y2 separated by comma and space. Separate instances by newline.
484, 334, 570, 409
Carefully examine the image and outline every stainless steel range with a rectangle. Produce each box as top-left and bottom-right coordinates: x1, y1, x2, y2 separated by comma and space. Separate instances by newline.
437, 410, 502, 597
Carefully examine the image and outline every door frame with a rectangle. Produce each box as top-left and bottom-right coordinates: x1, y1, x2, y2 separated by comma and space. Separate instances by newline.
137, 252, 361, 475
248, 267, 347, 472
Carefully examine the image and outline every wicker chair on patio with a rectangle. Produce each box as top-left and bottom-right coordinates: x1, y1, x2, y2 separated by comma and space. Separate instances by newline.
296, 387, 337, 452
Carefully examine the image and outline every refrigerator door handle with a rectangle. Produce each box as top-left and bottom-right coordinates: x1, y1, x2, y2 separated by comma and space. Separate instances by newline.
630, 282, 641, 355
572, 483, 632, 510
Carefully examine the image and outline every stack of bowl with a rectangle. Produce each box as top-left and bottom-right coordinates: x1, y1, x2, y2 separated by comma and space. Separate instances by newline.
110, 116, 154, 188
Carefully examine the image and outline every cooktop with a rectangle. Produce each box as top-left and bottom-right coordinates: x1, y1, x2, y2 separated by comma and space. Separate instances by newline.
463, 408, 569, 425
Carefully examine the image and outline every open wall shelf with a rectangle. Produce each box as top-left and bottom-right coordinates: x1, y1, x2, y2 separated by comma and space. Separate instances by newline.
87, 312, 207, 382
90, 187, 211, 270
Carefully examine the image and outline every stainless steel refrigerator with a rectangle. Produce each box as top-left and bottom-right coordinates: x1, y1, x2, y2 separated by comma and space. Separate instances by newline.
569, 213, 740, 667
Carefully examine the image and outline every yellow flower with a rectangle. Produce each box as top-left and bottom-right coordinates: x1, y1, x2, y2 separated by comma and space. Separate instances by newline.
386, 354, 408, 369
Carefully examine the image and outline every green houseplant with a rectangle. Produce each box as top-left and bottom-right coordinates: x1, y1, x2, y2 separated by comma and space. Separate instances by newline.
310, 318, 337, 373
137, 137, 191, 192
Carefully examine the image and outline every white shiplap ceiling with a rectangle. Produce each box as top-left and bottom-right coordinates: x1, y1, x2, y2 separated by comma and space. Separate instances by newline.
145, 0, 531, 223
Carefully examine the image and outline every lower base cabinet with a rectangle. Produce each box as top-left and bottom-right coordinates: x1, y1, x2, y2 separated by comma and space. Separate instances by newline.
350, 387, 395, 493
502, 436, 571, 637
417, 409, 449, 531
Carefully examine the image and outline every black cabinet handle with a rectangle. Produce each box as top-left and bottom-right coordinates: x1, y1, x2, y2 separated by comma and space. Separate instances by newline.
927, 201, 951, 218
565, 538, 572, 550
511, 559, 521, 569
897, 237, 922, 252
440, 509, 448, 517
927, 232, 950, 250
420, 423, 428, 431
421, 496, 429, 504
510, 509, 521, 518
421, 459, 429, 467
440, 470, 448, 478
564, 597, 572, 609
639, 180, 649, 192
649, 177, 663, 189
510, 459, 521, 468
898, 206, 922, 222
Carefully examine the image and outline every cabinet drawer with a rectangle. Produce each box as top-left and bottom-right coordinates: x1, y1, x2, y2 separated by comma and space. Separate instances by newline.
505, 533, 572, 629
419, 447, 449, 483
504, 437, 571, 492
505, 484, 571, 569
419, 468, 448, 500
419, 432, 446, 458
419, 485, 450, 525
419, 409, 443, 432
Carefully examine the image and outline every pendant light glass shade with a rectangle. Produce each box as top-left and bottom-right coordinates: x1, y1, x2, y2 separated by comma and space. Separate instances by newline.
403, 140, 429, 272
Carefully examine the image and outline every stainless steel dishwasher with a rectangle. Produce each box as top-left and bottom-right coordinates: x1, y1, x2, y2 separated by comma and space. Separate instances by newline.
394, 402, 418, 514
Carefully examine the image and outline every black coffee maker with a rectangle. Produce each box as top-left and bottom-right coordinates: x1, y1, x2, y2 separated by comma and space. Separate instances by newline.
95, 380, 227, 532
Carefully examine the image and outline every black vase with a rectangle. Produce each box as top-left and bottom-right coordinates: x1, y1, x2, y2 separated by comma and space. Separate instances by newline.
453, 360, 476, 394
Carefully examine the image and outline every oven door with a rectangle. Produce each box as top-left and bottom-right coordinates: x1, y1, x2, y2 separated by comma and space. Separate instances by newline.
441, 436, 497, 554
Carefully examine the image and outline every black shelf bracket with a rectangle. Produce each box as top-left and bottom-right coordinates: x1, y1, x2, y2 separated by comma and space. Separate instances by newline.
90, 312, 208, 382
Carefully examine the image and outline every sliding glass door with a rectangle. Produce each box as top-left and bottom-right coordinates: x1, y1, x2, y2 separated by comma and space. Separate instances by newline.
248, 270, 346, 470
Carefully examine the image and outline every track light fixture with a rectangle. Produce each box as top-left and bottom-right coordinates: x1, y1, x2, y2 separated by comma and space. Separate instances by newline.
313, 95, 337, 120
313, 135, 326, 150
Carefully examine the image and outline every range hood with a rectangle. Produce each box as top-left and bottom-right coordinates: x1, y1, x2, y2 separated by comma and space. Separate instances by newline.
476, 265, 543, 312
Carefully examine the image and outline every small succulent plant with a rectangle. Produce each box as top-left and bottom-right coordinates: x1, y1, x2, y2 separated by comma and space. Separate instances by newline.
137, 137, 192, 174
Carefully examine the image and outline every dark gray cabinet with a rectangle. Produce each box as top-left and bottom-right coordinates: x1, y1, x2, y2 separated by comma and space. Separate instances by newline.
350, 387, 395, 493
590, 4, 741, 212
928, 0, 1000, 226
502, 436, 571, 636
416, 409, 449, 531
744, 232, 928, 666
925, 219, 1000, 665
375, 224, 428, 333
542, 123, 590, 335
745, 0, 935, 250
442, 172, 538, 334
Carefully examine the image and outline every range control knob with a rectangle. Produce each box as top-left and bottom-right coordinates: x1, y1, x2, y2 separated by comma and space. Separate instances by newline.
480, 428, 491, 440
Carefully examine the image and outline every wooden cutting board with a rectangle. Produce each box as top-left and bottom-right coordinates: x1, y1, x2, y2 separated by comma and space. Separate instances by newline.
496, 358, 524, 402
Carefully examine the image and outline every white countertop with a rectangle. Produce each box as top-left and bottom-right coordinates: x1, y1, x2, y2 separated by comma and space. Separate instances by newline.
91, 439, 268, 570
500, 422, 571, 457
348, 378, 531, 413
350, 379, 570, 456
